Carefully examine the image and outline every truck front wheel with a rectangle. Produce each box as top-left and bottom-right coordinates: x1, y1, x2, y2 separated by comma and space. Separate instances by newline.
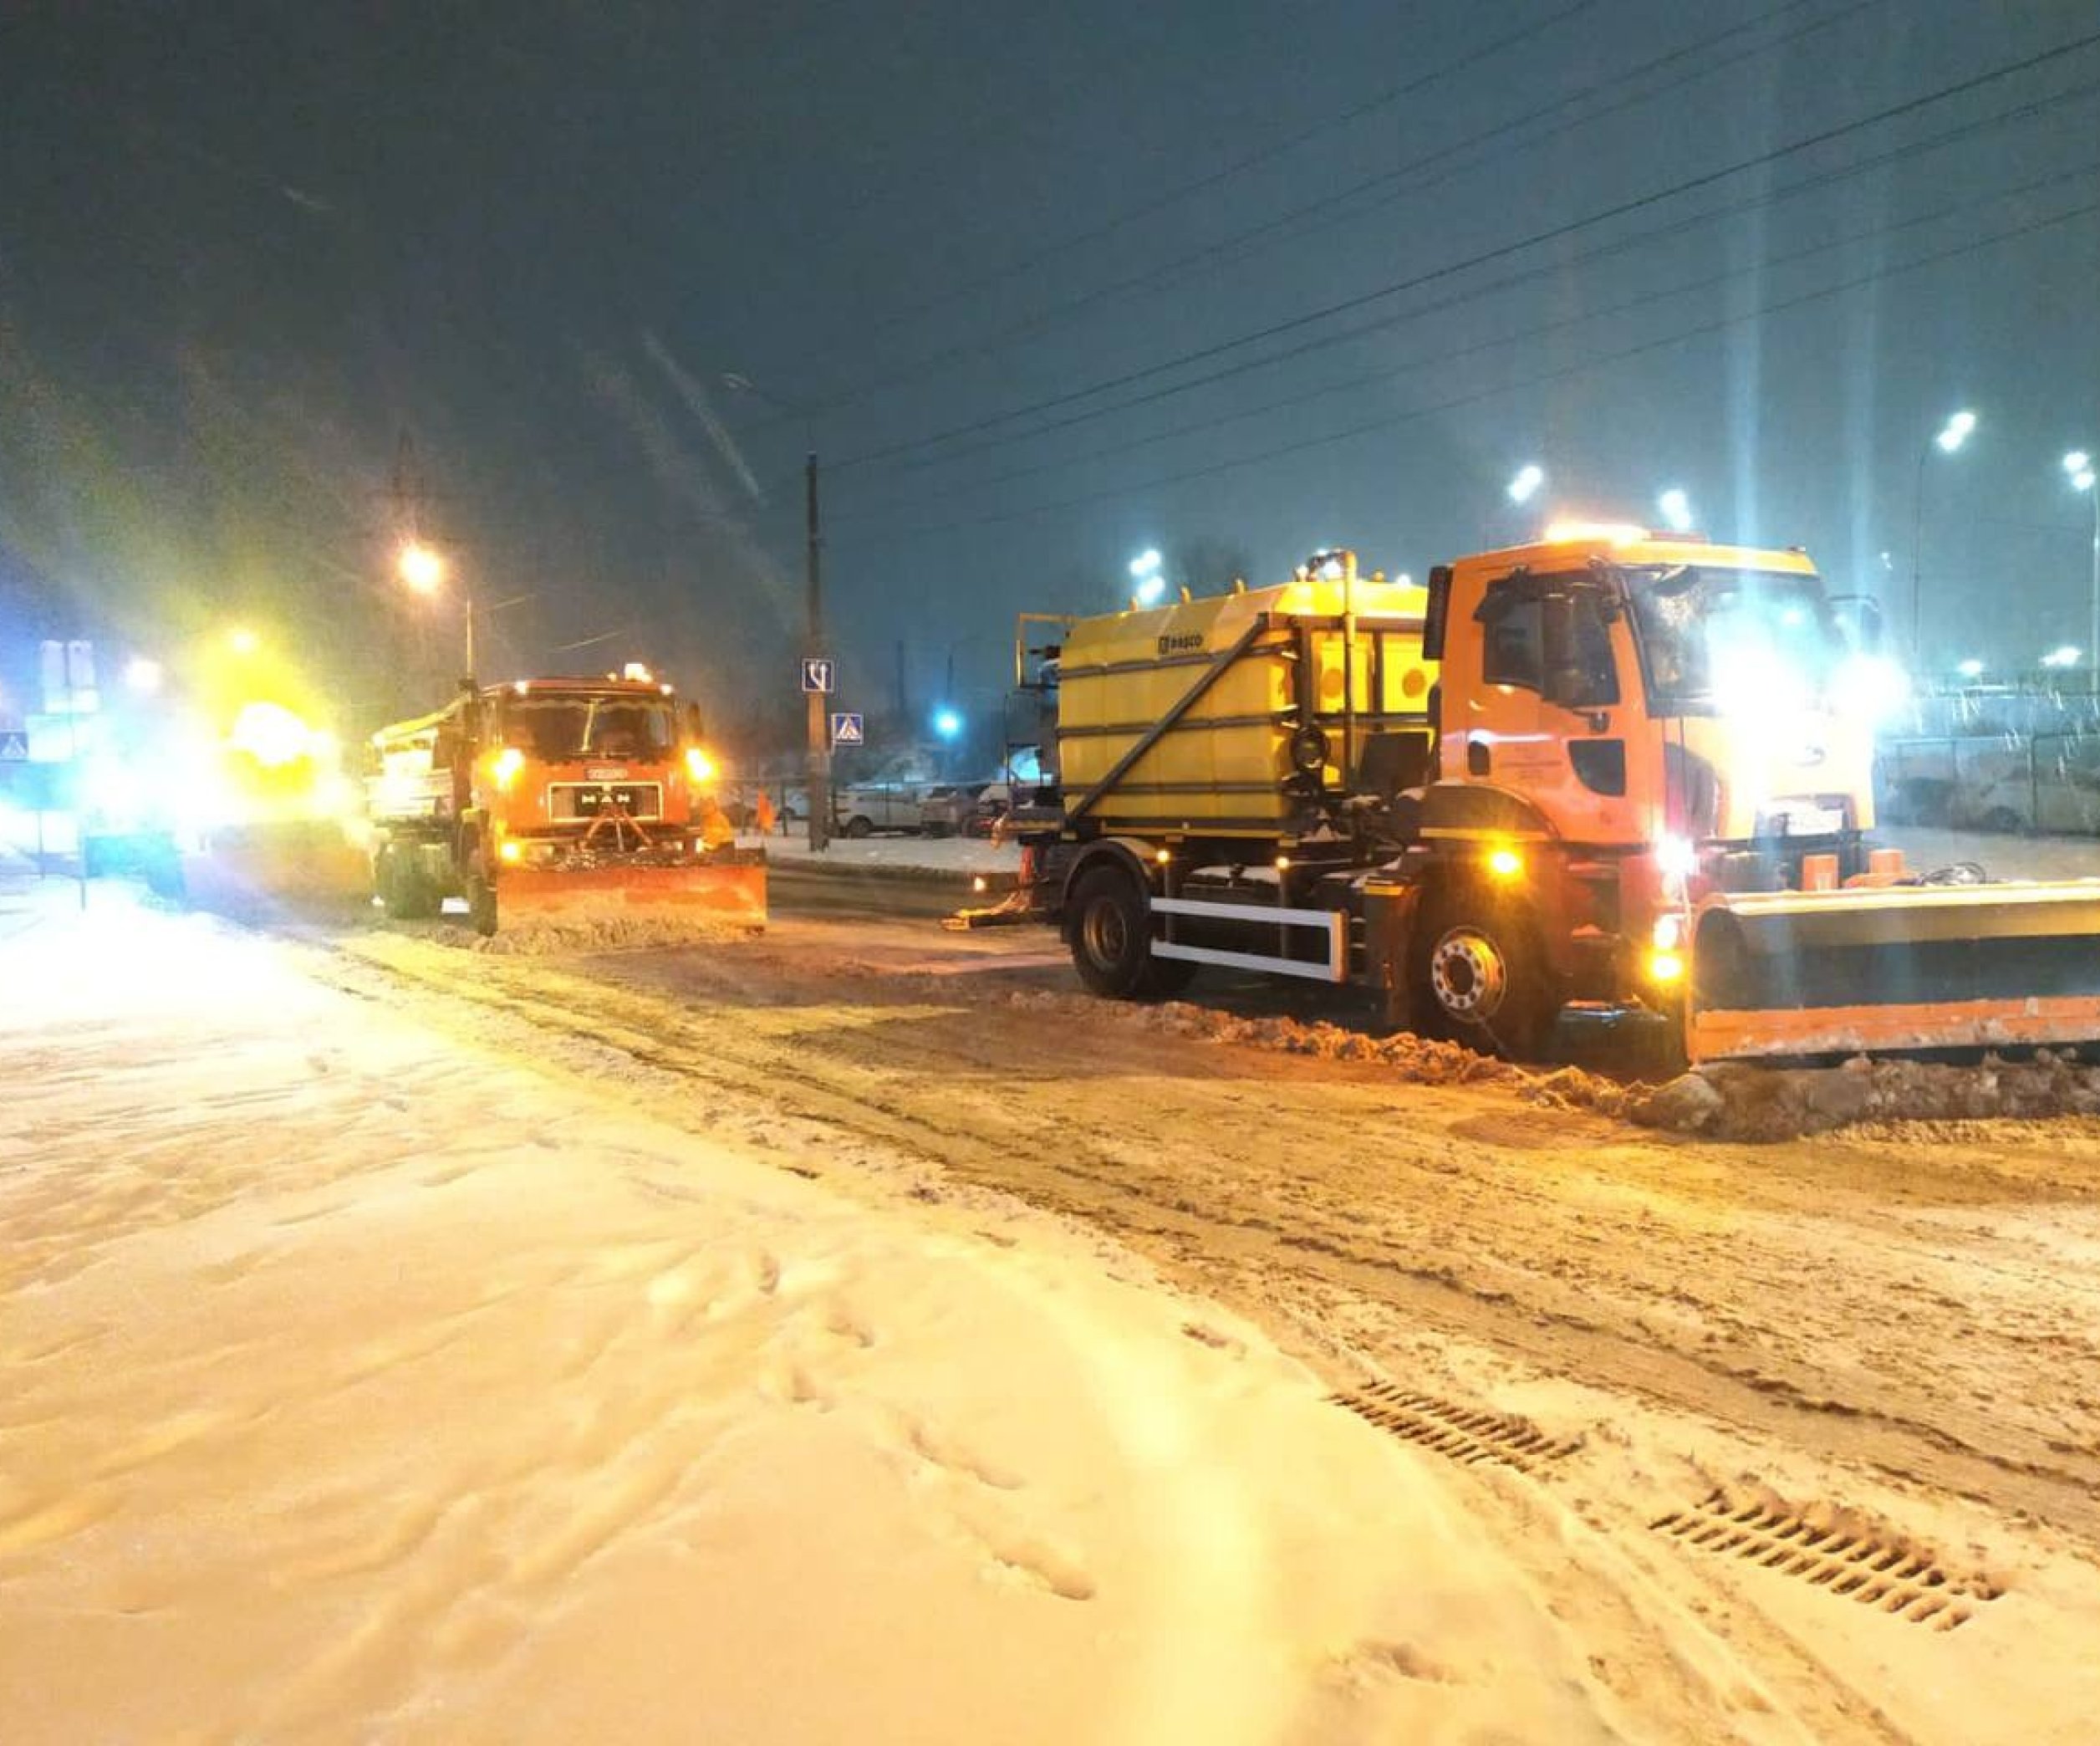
1066, 865, 1195, 1000
1411, 891, 1552, 1059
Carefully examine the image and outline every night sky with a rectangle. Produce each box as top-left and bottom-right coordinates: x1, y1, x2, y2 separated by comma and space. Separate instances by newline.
3, 2, 2097, 748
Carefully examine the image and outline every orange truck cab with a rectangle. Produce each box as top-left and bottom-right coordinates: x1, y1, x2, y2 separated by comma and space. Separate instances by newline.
367, 671, 764, 935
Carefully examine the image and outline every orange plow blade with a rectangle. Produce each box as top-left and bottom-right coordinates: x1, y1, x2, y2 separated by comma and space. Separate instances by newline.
494, 852, 767, 929
1687, 881, 2100, 1063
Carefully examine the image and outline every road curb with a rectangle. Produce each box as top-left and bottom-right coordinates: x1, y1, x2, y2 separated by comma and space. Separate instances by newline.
762, 856, 1018, 891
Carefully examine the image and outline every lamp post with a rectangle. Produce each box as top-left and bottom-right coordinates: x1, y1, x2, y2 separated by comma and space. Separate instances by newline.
2066, 451, 2098, 697
723, 373, 828, 852
1910, 409, 1975, 661
397, 539, 474, 678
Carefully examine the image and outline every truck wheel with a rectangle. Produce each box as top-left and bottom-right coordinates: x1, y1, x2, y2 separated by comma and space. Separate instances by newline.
1410, 890, 1552, 1059
844, 814, 874, 839
466, 869, 498, 937
379, 847, 438, 921
1066, 865, 1190, 999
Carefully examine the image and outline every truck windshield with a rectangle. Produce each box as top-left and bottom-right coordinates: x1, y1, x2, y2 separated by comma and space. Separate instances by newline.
1624, 566, 1843, 714
502, 696, 675, 761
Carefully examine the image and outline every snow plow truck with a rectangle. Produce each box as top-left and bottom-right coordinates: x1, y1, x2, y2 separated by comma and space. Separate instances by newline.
966, 532, 2100, 1066
366, 670, 764, 935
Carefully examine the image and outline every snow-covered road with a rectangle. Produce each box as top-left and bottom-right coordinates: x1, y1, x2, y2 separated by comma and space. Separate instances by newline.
3, 881, 1646, 1744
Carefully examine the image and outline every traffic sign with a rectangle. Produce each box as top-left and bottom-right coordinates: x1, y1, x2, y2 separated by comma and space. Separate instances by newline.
800, 657, 835, 694
0, 732, 25, 763
829, 712, 864, 748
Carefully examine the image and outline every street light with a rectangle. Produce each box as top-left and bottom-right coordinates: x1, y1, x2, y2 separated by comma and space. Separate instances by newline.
2041, 645, 2082, 669
397, 539, 477, 677
2067, 451, 2099, 695
1129, 548, 1165, 606
227, 627, 259, 656
1955, 658, 1985, 680
933, 707, 962, 740
1910, 408, 1977, 661
1506, 463, 1545, 506
1656, 487, 1693, 533
124, 657, 163, 693
723, 371, 828, 852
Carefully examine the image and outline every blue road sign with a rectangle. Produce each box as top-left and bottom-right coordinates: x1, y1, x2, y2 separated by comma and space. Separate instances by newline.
0, 731, 26, 762
829, 712, 864, 748
800, 657, 835, 694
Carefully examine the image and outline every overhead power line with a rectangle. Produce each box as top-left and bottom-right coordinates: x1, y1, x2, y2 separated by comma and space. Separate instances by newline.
831, 28, 2100, 475
833, 150, 2100, 523
804, 0, 1606, 391
812, 0, 1858, 420
842, 77, 2100, 498
844, 193, 2100, 545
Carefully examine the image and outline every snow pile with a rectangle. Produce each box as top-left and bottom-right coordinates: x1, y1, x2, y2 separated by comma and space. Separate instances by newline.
439, 912, 759, 955
1004, 990, 1637, 1112
1634, 1049, 2100, 1141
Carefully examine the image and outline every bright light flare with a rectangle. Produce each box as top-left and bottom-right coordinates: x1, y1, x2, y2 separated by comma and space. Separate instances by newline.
1647, 950, 1685, 985
1656, 488, 1693, 533
2042, 645, 2082, 669
490, 745, 527, 789
1831, 652, 1912, 722
398, 541, 446, 593
1506, 463, 1544, 505
1654, 835, 1699, 882
1934, 409, 1977, 453
1542, 518, 1647, 547
683, 746, 717, 784
228, 701, 312, 768
227, 627, 260, 656
1955, 658, 1985, 679
1486, 845, 1523, 880
932, 708, 962, 740
1134, 574, 1166, 606
124, 657, 163, 693
1128, 549, 1162, 579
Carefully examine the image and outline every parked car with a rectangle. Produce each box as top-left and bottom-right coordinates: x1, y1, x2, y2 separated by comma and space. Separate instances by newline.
920, 782, 988, 837
965, 781, 1012, 837
832, 782, 923, 837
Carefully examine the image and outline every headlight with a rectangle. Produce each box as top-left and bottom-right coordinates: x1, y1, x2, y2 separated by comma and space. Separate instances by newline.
1647, 950, 1685, 984
1654, 835, 1698, 881
489, 746, 525, 789
1651, 912, 1685, 950
685, 747, 716, 784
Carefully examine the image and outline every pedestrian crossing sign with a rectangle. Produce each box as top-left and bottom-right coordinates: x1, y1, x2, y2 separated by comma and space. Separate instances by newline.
829, 712, 864, 747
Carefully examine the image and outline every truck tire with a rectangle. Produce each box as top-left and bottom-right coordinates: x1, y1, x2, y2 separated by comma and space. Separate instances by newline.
1065, 865, 1195, 999
466, 865, 498, 937
378, 846, 439, 921
1409, 887, 1552, 1059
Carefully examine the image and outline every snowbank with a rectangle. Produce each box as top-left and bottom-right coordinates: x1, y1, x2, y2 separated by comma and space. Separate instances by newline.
1633, 1049, 2100, 1141
742, 831, 1022, 877
0, 883, 1634, 1743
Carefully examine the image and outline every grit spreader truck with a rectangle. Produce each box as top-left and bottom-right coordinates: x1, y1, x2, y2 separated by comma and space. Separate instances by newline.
966, 529, 2100, 1066
366, 667, 764, 935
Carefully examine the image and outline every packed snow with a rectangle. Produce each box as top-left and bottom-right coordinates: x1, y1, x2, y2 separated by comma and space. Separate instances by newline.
3, 880, 1642, 1743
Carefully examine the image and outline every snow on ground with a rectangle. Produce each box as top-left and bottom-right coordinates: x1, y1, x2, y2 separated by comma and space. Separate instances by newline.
3, 880, 1646, 1744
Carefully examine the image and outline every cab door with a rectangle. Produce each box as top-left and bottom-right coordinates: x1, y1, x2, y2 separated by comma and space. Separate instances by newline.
1465, 570, 1633, 840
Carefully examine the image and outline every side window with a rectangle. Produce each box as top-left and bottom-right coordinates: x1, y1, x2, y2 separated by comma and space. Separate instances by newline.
1480, 585, 1544, 692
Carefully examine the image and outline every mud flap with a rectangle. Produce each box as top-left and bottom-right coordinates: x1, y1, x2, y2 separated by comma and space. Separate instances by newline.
1688, 881, 2100, 1061
494, 853, 768, 928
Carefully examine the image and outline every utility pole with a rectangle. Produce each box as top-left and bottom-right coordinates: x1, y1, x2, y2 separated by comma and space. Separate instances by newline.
806, 451, 829, 852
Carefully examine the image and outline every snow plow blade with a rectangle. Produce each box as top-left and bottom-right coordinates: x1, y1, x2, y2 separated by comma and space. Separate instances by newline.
496, 853, 767, 928
1689, 881, 2100, 1062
